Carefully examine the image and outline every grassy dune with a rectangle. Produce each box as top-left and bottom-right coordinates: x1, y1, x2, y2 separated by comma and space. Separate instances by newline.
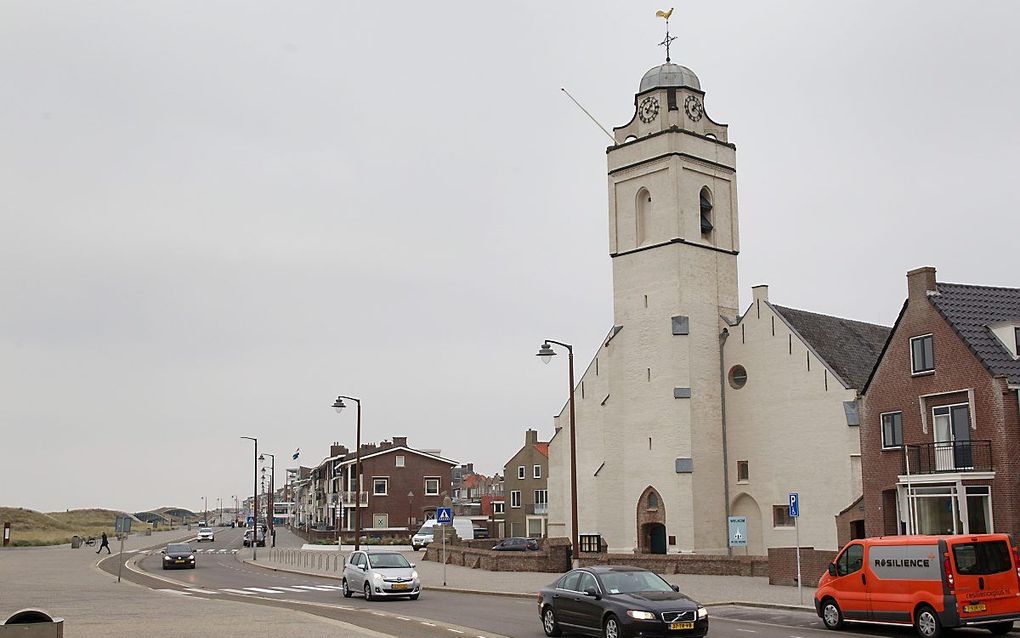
0, 507, 177, 547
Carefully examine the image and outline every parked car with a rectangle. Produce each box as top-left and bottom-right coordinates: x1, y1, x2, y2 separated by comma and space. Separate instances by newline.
537, 565, 707, 638
342, 550, 420, 601
493, 537, 540, 551
816, 534, 1020, 638
243, 528, 266, 547
410, 517, 475, 551
196, 527, 215, 542
161, 543, 196, 570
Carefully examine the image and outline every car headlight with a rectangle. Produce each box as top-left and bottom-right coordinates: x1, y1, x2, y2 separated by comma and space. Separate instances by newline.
410, 570, 419, 580
626, 610, 656, 620
163, 555, 171, 560
188, 555, 195, 560
373, 572, 383, 580
697, 607, 708, 620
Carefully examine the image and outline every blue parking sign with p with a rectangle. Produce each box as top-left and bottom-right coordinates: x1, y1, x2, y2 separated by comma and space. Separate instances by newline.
436, 507, 452, 524
789, 492, 800, 518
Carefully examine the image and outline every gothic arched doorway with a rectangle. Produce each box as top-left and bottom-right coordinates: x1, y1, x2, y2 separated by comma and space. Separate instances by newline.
636, 486, 667, 554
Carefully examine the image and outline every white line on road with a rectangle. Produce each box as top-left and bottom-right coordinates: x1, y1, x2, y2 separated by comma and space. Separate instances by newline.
735, 630, 757, 633
421, 622, 436, 627
244, 587, 285, 594
269, 587, 304, 592
155, 589, 190, 595
184, 588, 220, 594
219, 588, 254, 595
292, 585, 334, 591
446, 630, 463, 634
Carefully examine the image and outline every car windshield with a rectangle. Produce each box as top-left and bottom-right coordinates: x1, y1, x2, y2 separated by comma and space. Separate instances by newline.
599, 571, 674, 594
199, 528, 212, 533
167, 544, 192, 553
368, 553, 411, 569
416, 524, 434, 536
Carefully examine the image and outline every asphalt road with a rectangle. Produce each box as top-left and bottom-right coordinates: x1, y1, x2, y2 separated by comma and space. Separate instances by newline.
100, 529, 1015, 638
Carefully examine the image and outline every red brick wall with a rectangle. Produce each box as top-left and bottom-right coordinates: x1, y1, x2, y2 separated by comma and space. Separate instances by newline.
768, 547, 837, 586
360, 450, 453, 530
861, 293, 1020, 539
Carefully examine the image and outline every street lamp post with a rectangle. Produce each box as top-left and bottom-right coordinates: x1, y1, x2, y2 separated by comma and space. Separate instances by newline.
260, 452, 276, 547
333, 395, 362, 551
407, 491, 415, 531
241, 436, 259, 560
202, 496, 207, 524
536, 339, 580, 567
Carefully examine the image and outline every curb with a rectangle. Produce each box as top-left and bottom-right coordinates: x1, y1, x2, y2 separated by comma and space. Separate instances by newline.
705, 601, 816, 612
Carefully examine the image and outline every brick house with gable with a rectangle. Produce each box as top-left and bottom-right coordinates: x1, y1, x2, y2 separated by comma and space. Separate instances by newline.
860, 266, 1020, 538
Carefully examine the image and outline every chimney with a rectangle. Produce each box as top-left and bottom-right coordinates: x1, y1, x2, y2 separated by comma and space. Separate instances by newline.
907, 266, 938, 302
329, 442, 347, 457
751, 284, 769, 303
392, 436, 407, 448
525, 429, 539, 445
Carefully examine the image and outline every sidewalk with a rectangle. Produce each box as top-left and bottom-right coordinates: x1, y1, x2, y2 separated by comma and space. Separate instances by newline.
250, 529, 816, 609
0, 530, 390, 637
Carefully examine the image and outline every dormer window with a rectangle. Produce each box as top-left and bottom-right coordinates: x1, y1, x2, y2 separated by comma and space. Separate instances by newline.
699, 187, 714, 236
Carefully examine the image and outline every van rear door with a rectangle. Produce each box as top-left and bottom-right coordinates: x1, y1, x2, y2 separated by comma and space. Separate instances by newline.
949, 537, 1020, 618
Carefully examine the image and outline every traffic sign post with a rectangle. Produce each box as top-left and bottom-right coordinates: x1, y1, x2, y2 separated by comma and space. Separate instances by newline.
436, 507, 452, 587
789, 493, 802, 605
115, 516, 132, 583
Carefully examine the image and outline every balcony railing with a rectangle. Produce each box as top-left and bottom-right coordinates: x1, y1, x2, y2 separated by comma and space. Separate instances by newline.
338, 491, 369, 506
527, 503, 548, 515
903, 441, 993, 474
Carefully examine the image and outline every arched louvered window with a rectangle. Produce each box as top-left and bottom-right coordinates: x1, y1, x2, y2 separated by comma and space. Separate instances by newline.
636, 188, 651, 246
699, 187, 714, 236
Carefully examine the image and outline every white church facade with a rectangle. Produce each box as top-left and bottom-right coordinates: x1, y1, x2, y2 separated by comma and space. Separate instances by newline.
545, 62, 889, 555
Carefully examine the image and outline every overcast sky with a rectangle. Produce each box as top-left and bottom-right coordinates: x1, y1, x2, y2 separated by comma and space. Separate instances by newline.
2, 1, 1018, 514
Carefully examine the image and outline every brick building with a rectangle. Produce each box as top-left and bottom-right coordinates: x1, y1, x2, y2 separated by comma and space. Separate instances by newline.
860, 267, 1020, 538
504, 429, 549, 538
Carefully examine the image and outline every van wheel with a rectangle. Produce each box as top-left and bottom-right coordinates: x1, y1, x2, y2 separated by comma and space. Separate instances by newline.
915, 605, 942, 638
821, 599, 844, 630
987, 622, 1014, 635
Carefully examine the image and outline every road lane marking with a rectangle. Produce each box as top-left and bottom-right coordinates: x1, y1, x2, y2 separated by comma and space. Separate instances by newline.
244, 587, 285, 594
269, 587, 304, 592
318, 585, 344, 590
421, 622, 436, 627
397, 617, 410, 620
155, 589, 190, 595
735, 630, 757, 633
446, 630, 463, 634
293, 585, 334, 591
184, 588, 220, 594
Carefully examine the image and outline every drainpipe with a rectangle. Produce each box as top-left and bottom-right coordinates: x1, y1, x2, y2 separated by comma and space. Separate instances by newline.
719, 327, 732, 557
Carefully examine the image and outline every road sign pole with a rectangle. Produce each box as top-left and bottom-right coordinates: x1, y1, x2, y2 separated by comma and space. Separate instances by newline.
795, 515, 802, 605
118, 535, 125, 583
442, 526, 447, 587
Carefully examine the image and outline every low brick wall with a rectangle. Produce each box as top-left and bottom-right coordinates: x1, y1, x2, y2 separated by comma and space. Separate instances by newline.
423, 536, 572, 572
579, 553, 768, 577
767, 547, 837, 586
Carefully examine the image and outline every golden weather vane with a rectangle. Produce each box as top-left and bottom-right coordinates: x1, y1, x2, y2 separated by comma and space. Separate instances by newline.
656, 8, 676, 63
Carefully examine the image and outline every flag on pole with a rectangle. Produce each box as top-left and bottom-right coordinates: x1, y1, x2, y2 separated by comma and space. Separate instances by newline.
292, 448, 300, 460
656, 8, 673, 19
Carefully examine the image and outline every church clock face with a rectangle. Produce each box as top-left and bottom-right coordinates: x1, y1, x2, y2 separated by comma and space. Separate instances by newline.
638, 96, 659, 123
684, 95, 704, 122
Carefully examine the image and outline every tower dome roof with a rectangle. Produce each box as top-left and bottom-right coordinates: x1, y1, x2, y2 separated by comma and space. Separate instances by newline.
639, 63, 701, 92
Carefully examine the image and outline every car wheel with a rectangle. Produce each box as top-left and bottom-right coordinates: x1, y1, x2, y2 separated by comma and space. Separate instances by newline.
915, 605, 942, 638
988, 622, 1014, 635
409, 593, 420, 601
412, 545, 420, 552
364, 582, 373, 601
541, 605, 562, 637
342, 579, 353, 598
603, 613, 621, 638
821, 598, 844, 630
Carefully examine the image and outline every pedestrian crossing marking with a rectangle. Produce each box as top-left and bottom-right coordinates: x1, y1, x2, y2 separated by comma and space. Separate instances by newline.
293, 585, 334, 591
244, 587, 285, 594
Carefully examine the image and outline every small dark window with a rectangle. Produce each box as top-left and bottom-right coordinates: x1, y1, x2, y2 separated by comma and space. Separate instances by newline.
699, 187, 714, 235
910, 335, 934, 373
737, 460, 749, 482
728, 365, 748, 389
881, 412, 903, 448
773, 505, 794, 528
1015, 327, 1019, 356
647, 492, 659, 508
953, 541, 1012, 575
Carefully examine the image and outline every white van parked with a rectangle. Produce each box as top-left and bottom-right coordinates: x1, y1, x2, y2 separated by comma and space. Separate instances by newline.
410, 517, 475, 551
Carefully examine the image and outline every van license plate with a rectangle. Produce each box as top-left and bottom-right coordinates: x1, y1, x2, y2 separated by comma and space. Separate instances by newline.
670, 622, 695, 630
963, 603, 986, 613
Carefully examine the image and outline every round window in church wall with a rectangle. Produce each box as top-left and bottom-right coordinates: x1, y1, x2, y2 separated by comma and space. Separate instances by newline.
728, 365, 748, 389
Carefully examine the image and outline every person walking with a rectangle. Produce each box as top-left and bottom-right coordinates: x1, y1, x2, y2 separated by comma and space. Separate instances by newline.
96, 531, 111, 554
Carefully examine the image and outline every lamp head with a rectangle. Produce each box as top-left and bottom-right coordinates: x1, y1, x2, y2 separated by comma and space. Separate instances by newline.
332, 397, 346, 414
536, 342, 556, 364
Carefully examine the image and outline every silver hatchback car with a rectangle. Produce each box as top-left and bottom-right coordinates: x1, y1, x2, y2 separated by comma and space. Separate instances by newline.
342, 550, 420, 601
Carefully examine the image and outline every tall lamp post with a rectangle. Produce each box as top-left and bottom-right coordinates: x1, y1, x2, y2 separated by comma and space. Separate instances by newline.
241, 436, 259, 560
333, 395, 362, 551
536, 339, 579, 567
407, 491, 415, 531
260, 452, 276, 547
201, 496, 208, 524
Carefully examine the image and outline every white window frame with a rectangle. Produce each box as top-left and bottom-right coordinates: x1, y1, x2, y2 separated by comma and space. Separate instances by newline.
533, 464, 542, 479
510, 490, 521, 508
492, 501, 505, 514
881, 411, 903, 450
518, 465, 525, 480
372, 477, 389, 496
424, 476, 440, 496
395, 455, 405, 467
533, 489, 548, 505
910, 334, 935, 375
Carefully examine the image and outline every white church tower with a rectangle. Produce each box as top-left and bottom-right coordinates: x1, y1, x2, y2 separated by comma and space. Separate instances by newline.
546, 57, 739, 553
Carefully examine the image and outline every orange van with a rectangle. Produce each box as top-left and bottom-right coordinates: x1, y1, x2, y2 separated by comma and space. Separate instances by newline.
815, 534, 1020, 638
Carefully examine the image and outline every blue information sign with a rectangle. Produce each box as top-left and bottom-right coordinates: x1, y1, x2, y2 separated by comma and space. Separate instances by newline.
727, 516, 748, 547
789, 492, 800, 518
436, 507, 452, 524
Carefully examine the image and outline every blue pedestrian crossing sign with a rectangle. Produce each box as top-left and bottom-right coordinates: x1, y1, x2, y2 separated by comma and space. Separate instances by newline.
789, 492, 800, 518
436, 507, 453, 524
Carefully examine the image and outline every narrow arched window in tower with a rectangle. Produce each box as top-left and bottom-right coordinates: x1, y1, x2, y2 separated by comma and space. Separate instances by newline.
699, 187, 714, 238
636, 188, 651, 246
